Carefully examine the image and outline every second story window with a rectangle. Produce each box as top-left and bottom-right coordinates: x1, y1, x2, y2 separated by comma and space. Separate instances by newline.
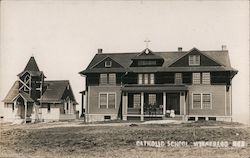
138, 73, 155, 85
192, 73, 201, 84
175, 73, 182, 84
100, 73, 116, 85
189, 55, 200, 66
202, 73, 211, 84
192, 72, 210, 85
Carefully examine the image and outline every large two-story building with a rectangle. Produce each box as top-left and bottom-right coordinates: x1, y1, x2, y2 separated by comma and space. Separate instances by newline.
79, 47, 238, 122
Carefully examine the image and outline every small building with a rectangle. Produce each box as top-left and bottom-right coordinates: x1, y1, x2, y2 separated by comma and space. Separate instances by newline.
2, 56, 78, 123
80, 47, 238, 122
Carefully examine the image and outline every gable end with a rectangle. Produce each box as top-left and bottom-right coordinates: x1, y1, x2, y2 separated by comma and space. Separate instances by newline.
169, 48, 222, 67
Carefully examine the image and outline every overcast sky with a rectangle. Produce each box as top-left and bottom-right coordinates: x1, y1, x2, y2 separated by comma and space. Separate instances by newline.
0, 1, 249, 124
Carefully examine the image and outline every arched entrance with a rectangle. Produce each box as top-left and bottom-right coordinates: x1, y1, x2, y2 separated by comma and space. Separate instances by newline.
16, 96, 25, 119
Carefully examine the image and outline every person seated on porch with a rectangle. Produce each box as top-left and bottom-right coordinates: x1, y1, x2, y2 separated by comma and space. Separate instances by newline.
166, 110, 171, 117
170, 110, 175, 118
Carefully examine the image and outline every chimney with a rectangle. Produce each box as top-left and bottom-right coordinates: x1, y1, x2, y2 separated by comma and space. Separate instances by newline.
98, 48, 103, 54
222, 45, 227, 51
178, 47, 182, 52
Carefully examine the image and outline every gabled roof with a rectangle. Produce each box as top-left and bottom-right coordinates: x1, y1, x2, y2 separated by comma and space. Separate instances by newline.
2, 81, 34, 103
41, 80, 77, 104
2, 81, 19, 103
12, 92, 34, 103
80, 48, 237, 74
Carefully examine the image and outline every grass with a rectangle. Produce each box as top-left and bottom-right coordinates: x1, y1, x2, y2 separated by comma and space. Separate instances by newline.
0, 121, 250, 158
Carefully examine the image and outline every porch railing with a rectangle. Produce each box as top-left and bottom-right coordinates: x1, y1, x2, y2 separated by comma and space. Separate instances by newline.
127, 107, 163, 115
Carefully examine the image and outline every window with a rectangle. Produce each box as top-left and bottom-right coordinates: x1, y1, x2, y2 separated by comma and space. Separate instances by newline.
202, 73, 210, 84
192, 72, 210, 85
175, 73, 182, 84
192, 73, 201, 84
100, 74, 108, 85
138, 60, 157, 66
202, 94, 211, 109
150, 74, 155, 84
192, 93, 212, 109
99, 93, 116, 109
108, 74, 116, 85
138, 73, 155, 84
105, 61, 112, 68
12, 103, 14, 112
189, 55, 200, 66
133, 94, 141, 108
47, 104, 51, 113
100, 94, 107, 109
144, 74, 149, 84
138, 74, 143, 84
193, 94, 201, 109
148, 94, 156, 105
108, 94, 115, 109
100, 73, 116, 85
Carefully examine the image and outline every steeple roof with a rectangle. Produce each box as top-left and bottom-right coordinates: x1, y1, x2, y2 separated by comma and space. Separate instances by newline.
17, 56, 44, 77
24, 56, 40, 71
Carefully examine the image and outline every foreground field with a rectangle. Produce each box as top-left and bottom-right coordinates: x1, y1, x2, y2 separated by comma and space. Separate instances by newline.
0, 121, 250, 158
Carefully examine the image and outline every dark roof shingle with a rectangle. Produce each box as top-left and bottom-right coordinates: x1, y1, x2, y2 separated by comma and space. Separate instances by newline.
81, 48, 237, 74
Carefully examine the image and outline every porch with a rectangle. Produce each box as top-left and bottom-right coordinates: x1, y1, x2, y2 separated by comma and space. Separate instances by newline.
121, 84, 188, 121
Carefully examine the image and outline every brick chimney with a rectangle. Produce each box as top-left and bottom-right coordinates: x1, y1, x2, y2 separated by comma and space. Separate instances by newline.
98, 48, 103, 54
178, 47, 182, 52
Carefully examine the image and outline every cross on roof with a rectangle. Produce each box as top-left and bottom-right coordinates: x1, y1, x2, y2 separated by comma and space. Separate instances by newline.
144, 39, 151, 48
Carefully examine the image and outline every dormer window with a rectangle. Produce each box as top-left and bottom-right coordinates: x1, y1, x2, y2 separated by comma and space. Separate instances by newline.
105, 61, 112, 68
138, 60, 157, 66
189, 55, 200, 66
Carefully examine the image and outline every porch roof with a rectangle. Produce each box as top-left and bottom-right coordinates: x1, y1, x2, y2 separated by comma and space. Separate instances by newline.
121, 84, 188, 92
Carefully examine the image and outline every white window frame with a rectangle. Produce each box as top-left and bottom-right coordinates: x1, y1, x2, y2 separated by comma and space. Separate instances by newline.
192, 93, 212, 109
192, 73, 201, 85
99, 92, 116, 109
138, 73, 155, 85
138, 74, 143, 84
105, 61, 112, 67
150, 74, 155, 84
189, 55, 200, 66
100, 73, 116, 85
175, 73, 182, 84
202, 72, 211, 85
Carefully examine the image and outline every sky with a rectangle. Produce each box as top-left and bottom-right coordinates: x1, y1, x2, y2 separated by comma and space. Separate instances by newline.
0, 0, 249, 124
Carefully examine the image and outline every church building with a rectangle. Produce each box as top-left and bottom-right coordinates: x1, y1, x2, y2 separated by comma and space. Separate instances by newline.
2, 56, 78, 123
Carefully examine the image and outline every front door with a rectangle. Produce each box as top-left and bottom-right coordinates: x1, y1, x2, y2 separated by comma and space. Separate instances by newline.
166, 93, 180, 115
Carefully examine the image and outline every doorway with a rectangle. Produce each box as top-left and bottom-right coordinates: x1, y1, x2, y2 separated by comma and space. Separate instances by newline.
166, 93, 180, 115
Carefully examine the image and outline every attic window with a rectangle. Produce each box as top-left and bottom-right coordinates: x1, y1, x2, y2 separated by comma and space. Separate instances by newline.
189, 55, 200, 66
105, 61, 112, 68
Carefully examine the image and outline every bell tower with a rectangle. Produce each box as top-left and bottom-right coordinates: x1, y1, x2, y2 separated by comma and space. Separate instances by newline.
17, 56, 45, 103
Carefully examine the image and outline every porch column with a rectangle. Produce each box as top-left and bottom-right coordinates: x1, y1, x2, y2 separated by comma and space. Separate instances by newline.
180, 92, 186, 117
24, 102, 27, 123
183, 92, 186, 116
122, 92, 128, 121
163, 92, 166, 116
140, 92, 144, 121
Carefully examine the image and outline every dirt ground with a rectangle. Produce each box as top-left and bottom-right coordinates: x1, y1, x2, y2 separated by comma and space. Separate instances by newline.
1, 121, 250, 158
